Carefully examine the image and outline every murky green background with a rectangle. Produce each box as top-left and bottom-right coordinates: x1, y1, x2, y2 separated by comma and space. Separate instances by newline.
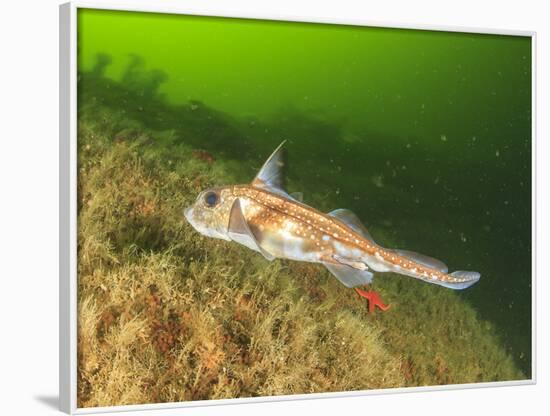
78, 9, 532, 375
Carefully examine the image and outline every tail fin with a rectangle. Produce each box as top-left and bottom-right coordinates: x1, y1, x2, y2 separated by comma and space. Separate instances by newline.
438, 271, 481, 290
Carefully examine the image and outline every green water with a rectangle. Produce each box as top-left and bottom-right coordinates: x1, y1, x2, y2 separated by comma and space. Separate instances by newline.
77, 9, 532, 375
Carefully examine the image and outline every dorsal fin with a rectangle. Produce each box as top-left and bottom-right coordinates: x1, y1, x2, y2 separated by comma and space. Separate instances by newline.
392, 249, 448, 273
327, 209, 377, 244
251, 141, 286, 192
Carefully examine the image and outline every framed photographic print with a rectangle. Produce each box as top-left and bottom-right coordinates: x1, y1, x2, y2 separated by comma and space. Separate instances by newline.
59, 1, 536, 413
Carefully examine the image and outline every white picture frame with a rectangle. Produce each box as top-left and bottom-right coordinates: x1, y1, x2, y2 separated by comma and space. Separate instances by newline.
59, 1, 537, 414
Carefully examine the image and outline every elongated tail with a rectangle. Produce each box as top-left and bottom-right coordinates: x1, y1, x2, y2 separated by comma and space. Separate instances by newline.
386, 249, 481, 290
323, 208, 481, 290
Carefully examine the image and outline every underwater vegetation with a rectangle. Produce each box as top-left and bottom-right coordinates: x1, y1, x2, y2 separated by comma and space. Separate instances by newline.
76, 56, 528, 407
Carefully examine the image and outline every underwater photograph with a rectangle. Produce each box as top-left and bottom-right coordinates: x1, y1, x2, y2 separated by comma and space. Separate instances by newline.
76, 8, 532, 408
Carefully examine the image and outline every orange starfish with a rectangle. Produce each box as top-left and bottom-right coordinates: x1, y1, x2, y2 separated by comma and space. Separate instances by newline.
354, 287, 391, 313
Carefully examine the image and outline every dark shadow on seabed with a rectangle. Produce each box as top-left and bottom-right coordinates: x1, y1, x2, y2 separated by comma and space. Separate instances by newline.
77, 53, 532, 377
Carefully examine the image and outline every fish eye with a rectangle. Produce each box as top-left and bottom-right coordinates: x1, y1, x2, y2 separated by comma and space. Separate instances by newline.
203, 191, 219, 207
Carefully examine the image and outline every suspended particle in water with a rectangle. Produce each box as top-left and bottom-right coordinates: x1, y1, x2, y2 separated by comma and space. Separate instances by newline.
472, 136, 477, 142
440, 134, 447, 142
382, 219, 393, 227
371, 175, 384, 188
406, 143, 411, 149
335, 188, 340, 195
496, 149, 500, 157
460, 233, 467, 243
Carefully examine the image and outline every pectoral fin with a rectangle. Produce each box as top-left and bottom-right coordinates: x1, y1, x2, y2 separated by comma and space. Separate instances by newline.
227, 199, 275, 261
323, 262, 374, 288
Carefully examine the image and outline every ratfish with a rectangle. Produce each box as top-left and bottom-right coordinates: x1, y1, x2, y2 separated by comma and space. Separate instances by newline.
184, 142, 480, 311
